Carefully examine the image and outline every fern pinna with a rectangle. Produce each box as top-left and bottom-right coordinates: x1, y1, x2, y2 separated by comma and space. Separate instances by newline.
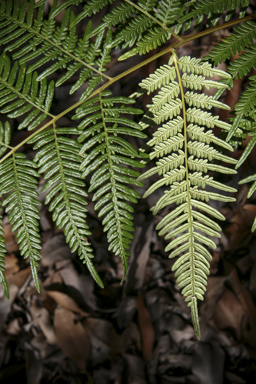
137, 51, 238, 339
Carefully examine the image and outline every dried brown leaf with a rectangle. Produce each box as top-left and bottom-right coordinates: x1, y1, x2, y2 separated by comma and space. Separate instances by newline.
54, 307, 90, 370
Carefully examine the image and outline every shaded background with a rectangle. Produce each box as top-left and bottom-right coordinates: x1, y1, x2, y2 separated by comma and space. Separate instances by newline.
1, 1, 256, 383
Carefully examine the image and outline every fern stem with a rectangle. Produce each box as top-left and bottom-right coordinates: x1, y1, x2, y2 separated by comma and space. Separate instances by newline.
0, 11, 112, 81
1, 13, 256, 165
123, 0, 183, 41
172, 49, 201, 339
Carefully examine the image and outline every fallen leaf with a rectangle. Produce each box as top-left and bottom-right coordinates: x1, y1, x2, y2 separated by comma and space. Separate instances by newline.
54, 307, 90, 370
30, 303, 57, 345
136, 292, 154, 362
46, 290, 88, 317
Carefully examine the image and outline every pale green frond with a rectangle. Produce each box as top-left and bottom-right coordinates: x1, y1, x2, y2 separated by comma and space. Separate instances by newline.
150, 99, 182, 124
150, 134, 184, 159
188, 156, 237, 174
143, 168, 186, 198
148, 82, 180, 113
139, 65, 176, 93
189, 172, 237, 193
178, 56, 232, 79
137, 51, 236, 339
186, 108, 236, 131
185, 91, 231, 110
182, 73, 230, 91
187, 124, 233, 151
147, 117, 184, 146
187, 141, 237, 164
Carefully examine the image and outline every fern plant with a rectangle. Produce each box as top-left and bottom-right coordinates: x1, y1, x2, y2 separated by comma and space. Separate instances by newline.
0, 0, 256, 339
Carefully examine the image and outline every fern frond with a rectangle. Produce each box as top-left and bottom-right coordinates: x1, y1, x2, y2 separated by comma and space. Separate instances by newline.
139, 62, 176, 93
27, 124, 103, 288
155, 0, 182, 25
187, 124, 233, 151
177, 0, 250, 32
0, 209, 9, 299
103, 2, 134, 28
147, 117, 184, 145
177, 56, 232, 79
182, 74, 230, 91
0, 0, 112, 100
205, 21, 256, 66
227, 75, 256, 142
0, 54, 54, 131
138, 51, 237, 338
115, 0, 180, 60
0, 119, 41, 291
74, 92, 146, 281
0, 121, 9, 298
0, 153, 41, 292
228, 45, 256, 79
136, 27, 171, 55
71, 0, 114, 26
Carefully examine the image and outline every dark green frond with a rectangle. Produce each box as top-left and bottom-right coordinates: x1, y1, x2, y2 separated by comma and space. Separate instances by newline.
155, 0, 182, 26
0, 0, 112, 99
74, 92, 146, 281
178, 0, 250, 32
227, 75, 256, 142
0, 207, 8, 299
205, 21, 256, 66
71, 0, 114, 26
228, 45, 256, 79
0, 153, 41, 292
0, 54, 54, 130
28, 124, 103, 288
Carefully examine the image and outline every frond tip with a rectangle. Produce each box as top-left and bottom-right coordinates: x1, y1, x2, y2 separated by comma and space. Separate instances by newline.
138, 51, 237, 338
